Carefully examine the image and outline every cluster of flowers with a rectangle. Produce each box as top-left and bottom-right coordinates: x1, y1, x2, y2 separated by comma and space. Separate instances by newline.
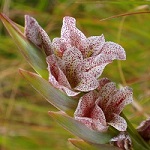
25, 15, 133, 134
1, 12, 149, 149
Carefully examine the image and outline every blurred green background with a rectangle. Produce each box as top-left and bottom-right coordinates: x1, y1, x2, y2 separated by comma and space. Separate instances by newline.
0, 0, 150, 149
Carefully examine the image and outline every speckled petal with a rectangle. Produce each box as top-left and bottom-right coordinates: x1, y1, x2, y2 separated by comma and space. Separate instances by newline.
82, 42, 126, 76
61, 46, 83, 87
121, 87, 133, 105
101, 42, 126, 60
85, 34, 105, 57
74, 72, 99, 92
25, 15, 52, 55
46, 55, 79, 96
47, 55, 70, 88
87, 64, 108, 78
74, 91, 97, 117
61, 16, 88, 55
82, 54, 110, 71
52, 38, 71, 57
75, 116, 108, 132
97, 78, 111, 91
92, 119, 108, 132
107, 86, 133, 116
82, 54, 112, 78
108, 114, 127, 131
99, 82, 118, 110
61, 86, 80, 96
91, 103, 106, 126
62, 46, 83, 69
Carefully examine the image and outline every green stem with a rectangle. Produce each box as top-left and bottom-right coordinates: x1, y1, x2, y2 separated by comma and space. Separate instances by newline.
122, 113, 150, 150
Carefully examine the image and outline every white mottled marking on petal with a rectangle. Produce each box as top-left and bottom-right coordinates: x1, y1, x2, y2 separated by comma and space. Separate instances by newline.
92, 119, 108, 132
85, 34, 105, 57
101, 42, 126, 60
74, 72, 99, 92
99, 82, 117, 110
61, 16, 88, 56
61, 86, 80, 96
106, 86, 133, 116
46, 55, 79, 96
61, 47, 83, 87
91, 104, 106, 126
82, 54, 112, 78
74, 91, 96, 117
25, 15, 52, 55
97, 78, 111, 91
108, 114, 127, 131
52, 38, 71, 57
87, 64, 108, 78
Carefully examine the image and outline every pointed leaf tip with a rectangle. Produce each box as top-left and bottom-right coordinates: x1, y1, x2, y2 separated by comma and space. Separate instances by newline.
0, 13, 24, 34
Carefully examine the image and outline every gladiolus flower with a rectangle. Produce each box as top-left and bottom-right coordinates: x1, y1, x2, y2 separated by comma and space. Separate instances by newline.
25, 16, 126, 96
74, 78, 133, 132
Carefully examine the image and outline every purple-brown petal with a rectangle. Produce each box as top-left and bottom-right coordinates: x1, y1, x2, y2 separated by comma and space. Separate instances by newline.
86, 64, 109, 78
82, 53, 113, 79
108, 114, 127, 131
47, 55, 71, 88
47, 55, 80, 96
107, 86, 133, 116
74, 91, 97, 117
98, 82, 117, 111
24, 15, 52, 56
62, 46, 83, 69
97, 78, 111, 91
91, 103, 107, 126
137, 117, 150, 141
74, 95, 108, 132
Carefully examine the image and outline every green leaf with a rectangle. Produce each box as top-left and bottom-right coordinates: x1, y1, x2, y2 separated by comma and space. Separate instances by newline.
19, 69, 77, 115
122, 113, 150, 150
0, 13, 48, 79
49, 111, 117, 145
69, 139, 121, 150
14, 22, 25, 33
